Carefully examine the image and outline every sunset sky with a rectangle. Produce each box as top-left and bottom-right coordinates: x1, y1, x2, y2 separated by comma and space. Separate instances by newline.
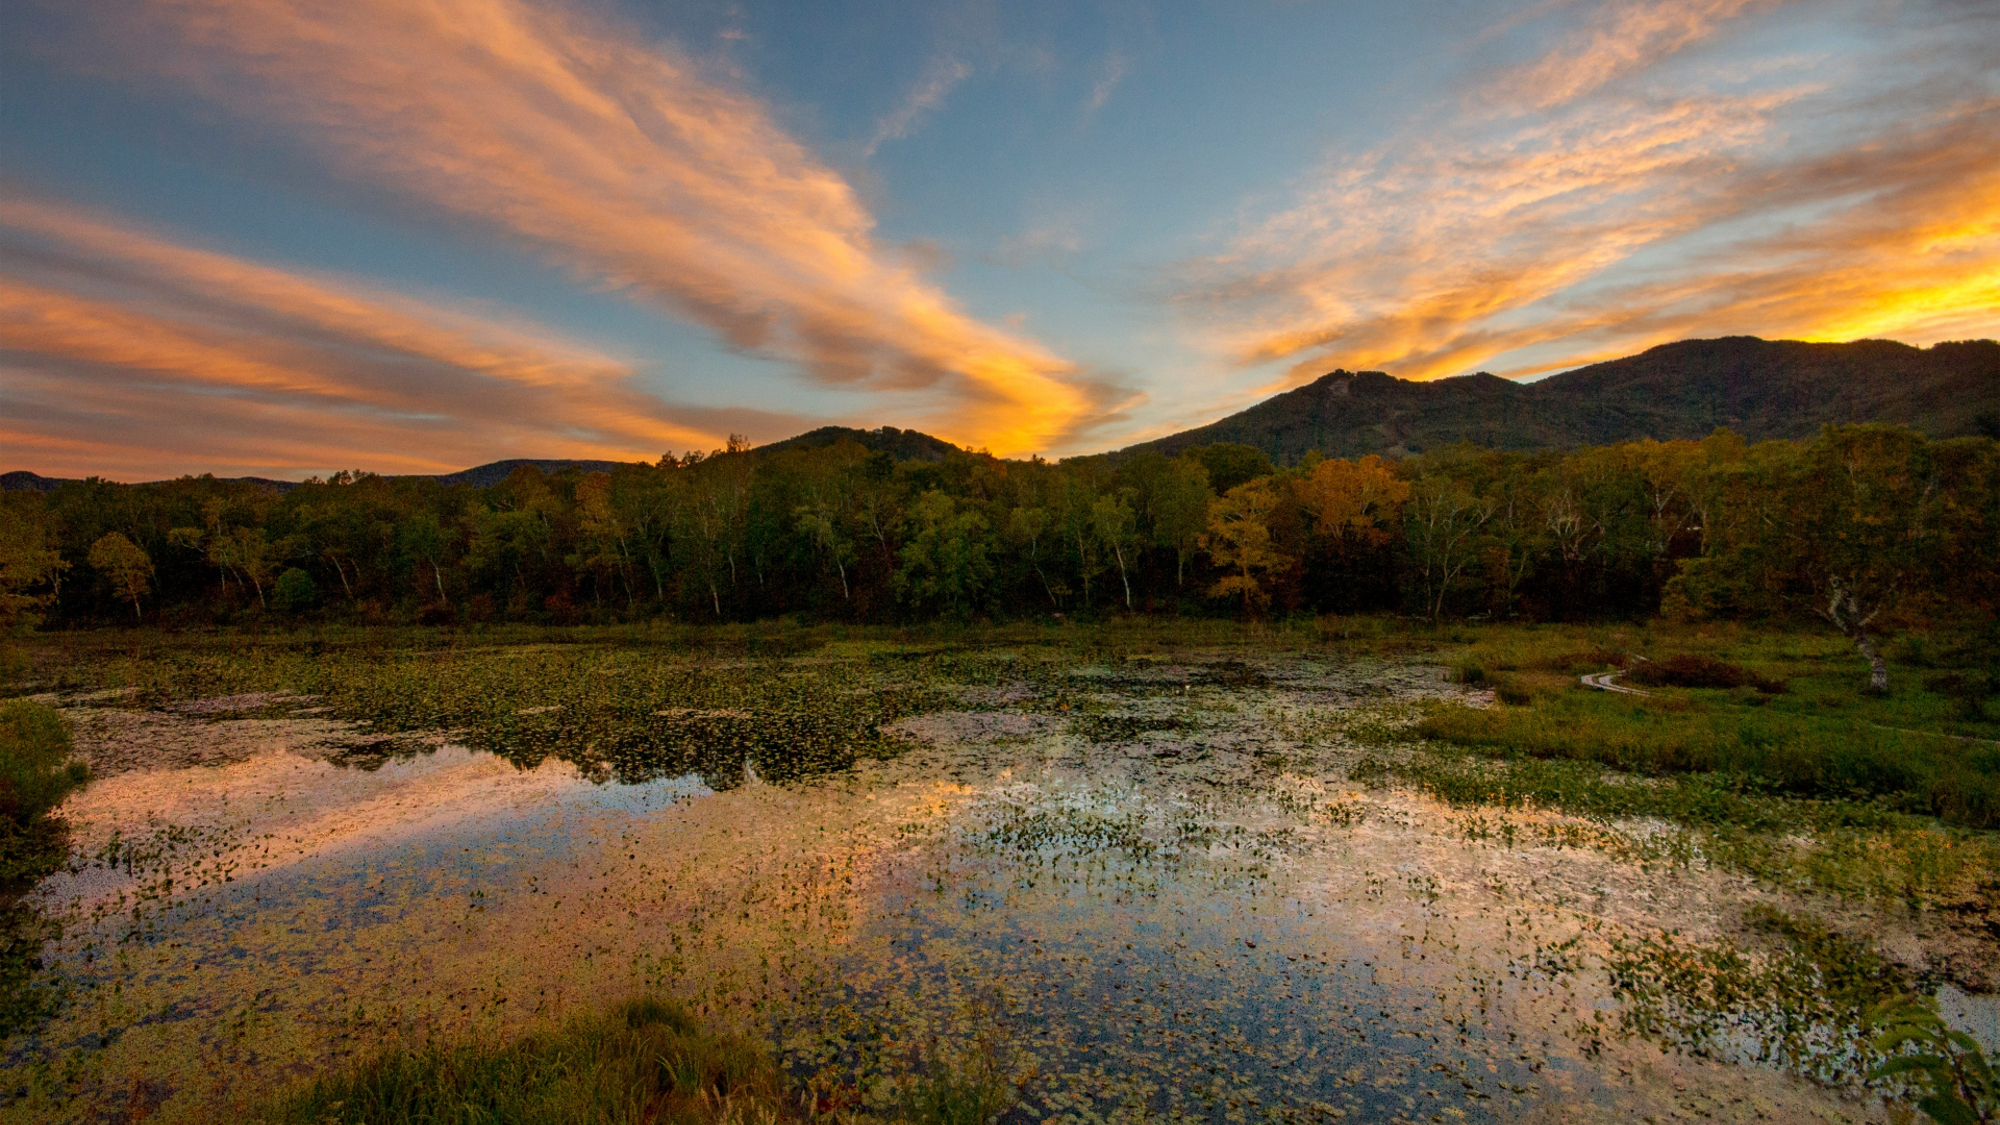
2, 0, 1996, 479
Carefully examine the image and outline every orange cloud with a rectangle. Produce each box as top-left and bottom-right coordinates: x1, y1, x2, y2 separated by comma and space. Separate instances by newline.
1173, 1, 2000, 394
0, 199, 799, 479
1493, 0, 1782, 109
81, 0, 1104, 455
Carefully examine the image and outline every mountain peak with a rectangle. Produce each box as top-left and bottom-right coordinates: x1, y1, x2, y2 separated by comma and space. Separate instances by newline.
1117, 336, 1999, 464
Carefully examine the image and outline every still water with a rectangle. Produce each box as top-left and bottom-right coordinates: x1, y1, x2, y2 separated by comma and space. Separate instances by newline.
5, 647, 1945, 1123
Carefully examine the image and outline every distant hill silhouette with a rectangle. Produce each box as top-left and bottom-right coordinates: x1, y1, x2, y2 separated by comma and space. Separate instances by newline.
424, 458, 640, 488
1, 471, 71, 493
1118, 337, 2000, 464
755, 425, 961, 461
1, 469, 301, 493
0, 459, 640, 493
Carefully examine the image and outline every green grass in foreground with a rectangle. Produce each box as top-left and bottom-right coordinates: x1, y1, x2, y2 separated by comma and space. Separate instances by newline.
254, 997, 1023, 1125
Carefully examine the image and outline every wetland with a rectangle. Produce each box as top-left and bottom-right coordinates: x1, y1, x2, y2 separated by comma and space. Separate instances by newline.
2, 621, 1997, 1123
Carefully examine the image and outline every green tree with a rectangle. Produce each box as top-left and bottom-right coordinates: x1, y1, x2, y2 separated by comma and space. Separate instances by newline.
273, 567, 318, 613
0, 505, 66, 631
1091, 492, 1140, 610
1055, 469, 1109, 610
570, 472, 634, 610
796, 503, 855, 601
1798, 426, 1945, 693
1405, 471, 1493, 621
1004, 505, 1064, 610
1130, 453, 1212, 589
87, 532, 152, 620
397, 510, 454, 606
893, 491, 992, 618
1193, 443, 1274, 495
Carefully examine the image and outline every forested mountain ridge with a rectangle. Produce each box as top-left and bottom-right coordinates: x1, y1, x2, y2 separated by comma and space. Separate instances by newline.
1118, 337, 2000, 465
2, 460, 642, 494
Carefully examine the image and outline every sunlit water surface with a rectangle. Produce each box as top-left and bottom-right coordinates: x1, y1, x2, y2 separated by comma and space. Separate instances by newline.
3, 652, 1963, 1123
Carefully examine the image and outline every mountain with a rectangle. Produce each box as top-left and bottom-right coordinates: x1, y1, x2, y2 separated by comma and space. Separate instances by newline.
424, 458, 640, 488
0, 471, 70, 493
1117, 337, 2000, 464
0, 459, 641, 493
754, 425, 961, 462
10, 338, 1996, 490
1, 469, 301, 493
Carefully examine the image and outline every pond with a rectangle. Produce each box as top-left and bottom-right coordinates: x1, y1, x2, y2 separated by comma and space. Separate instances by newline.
4, 640, 1979, 1122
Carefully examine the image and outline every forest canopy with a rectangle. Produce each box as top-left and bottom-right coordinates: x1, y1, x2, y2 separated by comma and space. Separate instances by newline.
3, 427, 1994, 655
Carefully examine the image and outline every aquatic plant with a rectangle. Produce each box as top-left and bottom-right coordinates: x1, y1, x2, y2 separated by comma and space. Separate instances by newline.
1605, 906, 1909, 1086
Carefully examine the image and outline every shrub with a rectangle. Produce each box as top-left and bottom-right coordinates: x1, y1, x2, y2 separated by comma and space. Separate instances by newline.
1450, 661, 1486, 685
0, 647, 28, 687
1629, 653, 1785, 694
1540, 649, 1630, 673
0, 699, 87, 1037
0, 699, 87, 828
1927, 673, 1996, 723
273, 567, 318, 613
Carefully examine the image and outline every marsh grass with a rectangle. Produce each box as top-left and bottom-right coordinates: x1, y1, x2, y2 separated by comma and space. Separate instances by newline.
1406, 622, 2000, 828
1357, 747, 2000, 903
252, 997, 791, 1125
254, 997, 1027, 1125
1417, 694, 2000, 826
894, 1029, 1029, 1125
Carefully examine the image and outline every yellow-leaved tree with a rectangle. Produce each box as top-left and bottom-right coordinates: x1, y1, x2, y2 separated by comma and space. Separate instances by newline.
1200, 480, 1292, 615
1295, 454, 1410, 549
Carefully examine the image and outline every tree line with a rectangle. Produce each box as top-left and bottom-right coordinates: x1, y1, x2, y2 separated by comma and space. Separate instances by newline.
3, 426, 1994, 655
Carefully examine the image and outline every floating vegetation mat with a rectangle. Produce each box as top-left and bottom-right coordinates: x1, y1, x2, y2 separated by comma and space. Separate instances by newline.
4, 638, 1996, 1122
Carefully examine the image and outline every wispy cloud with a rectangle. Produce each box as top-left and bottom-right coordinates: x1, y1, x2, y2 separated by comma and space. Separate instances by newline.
72, 0, 1109, 456
1171, 0, 2000, 388
1084, 52, 1129, 116
0, 198, 797, 479
866, 54, 973, 156
1492, 0, 1780, 109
